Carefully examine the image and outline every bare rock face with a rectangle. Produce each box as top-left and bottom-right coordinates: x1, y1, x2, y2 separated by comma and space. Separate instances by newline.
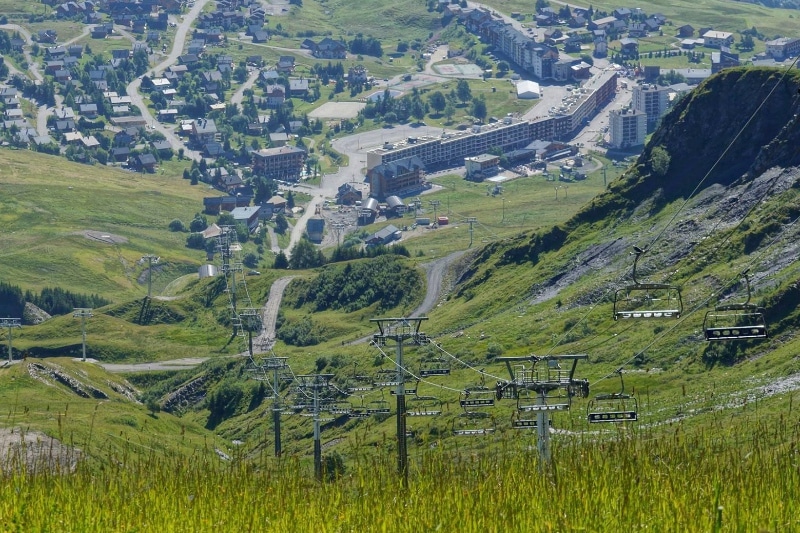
0, 427, 81, 474
23, 302, 51, 325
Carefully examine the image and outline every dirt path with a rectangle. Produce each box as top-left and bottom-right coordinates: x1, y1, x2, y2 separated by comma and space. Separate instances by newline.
254, 276, 296, 352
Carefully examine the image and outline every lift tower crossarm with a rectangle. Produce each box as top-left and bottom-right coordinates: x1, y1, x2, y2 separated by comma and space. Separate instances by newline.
496, 354, 588, 383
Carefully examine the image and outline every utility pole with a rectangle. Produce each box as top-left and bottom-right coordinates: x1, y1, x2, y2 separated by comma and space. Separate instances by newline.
73, 308, 93, 362
141, 254, 159, 299
466, 217, 477, 248
429, 200, 440, 225
296, 374, 334, 480
1, 318, 22, 363
371, 316, 429, 487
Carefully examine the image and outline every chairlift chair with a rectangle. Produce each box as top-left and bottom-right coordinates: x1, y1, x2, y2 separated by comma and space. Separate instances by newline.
704, 272, 768, 341
366, 398, 391, 415
419, 357, 451, 377
452, 411, 496, 436
372, 368, 402, 388
587, 370, 638, 423
406, 381, 442, 416
459, 388, 495, 412
614, 247, 682, 320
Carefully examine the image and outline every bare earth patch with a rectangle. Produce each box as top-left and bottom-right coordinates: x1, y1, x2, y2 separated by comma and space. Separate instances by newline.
80, 230, 128, 245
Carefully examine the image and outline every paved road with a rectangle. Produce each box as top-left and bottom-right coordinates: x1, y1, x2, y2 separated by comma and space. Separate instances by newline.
125, 0, 211, 161
229, 68, 261, 106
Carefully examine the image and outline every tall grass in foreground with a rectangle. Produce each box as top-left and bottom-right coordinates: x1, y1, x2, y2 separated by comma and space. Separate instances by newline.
1, 423, 799, 531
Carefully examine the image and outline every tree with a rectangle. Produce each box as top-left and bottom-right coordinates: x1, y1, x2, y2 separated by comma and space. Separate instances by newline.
456, 79, 472, 104
471, 96, 487, 123
169, 219, 185, 232
428, 91, 446, 115
275, 213, 289, 234
650, 146, 671, 177
496, 61, 510, 74
288, 239, 326, 269
273, 251, 289, 269
443, 102, 456, 123
189, 214, 208, 232
186, 233, 206, 249
410, 98, 426, 123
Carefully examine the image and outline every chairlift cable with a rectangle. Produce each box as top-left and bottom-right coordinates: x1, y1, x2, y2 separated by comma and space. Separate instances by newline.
372, 342, 465, 394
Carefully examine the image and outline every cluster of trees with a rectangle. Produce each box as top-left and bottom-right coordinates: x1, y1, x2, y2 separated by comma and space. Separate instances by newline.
0, 281, 110, 322
294, 255, 422, 313
360, 80, 485, 125
349, 34, 383, 57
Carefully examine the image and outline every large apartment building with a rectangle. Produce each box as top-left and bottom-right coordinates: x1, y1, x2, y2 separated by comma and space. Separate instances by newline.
251, 146, 306, 181
367, 70, 618, 170
631, 84, 670, 130
609, 108, 647, 149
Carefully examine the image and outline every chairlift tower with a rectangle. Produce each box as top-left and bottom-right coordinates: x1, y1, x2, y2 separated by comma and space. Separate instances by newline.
73, 308, 93, 362
141, 254, 160, 299
1, 318, 22, 363
250, 355, 289, 457
465, 217, 477, 248
495, 354, 588, 466
296, 373, 335, 480
371, 316, 429, 487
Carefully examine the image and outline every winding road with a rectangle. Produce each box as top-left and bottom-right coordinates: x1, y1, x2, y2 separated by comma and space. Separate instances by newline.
124, 0, 212, 161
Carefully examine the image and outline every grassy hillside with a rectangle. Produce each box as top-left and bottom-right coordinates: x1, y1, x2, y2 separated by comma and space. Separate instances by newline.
0, 149, 208, 299
4, 67, 800, 529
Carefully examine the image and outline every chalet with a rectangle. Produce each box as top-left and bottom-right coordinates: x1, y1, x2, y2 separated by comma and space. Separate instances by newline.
79, 103, 98, 118
260, 69, 280, 84
217, 55, 234, 71
252, 30, 269, 43
677, 25, 694, 37
337, 183, 362, 205
167, 64, 189, 78
269, 132, 289, 146
55, 119, 76, 132
613, 7, 632, 19
711, 47, 740, 73
246, 55, 263, 67
178, 54, 200, 68
45, 60, 65, 74
192, 118, 218, 144
131, 19, 147, 34
628, 22, 647, 38
10, 38, 25, 51
187, 39, 206, 55
203, 142, 225, 158
702, 30, 734, 49
68, 45, 83, 57
289, 78, 309, 97
588, 16, 618, 32
132, 153, 158, 173
157, 108, 178, 122
619, 38, 639, 57
111, 146, 130, 162
37, 30, 58, 44
202, 70, 223, 92
230, 206, 261, 232
111, 49, 131, 60
312, 38, 347, 59
146, 31, 161, 43
277, 56, 295, 73
45, 46, 67, 60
